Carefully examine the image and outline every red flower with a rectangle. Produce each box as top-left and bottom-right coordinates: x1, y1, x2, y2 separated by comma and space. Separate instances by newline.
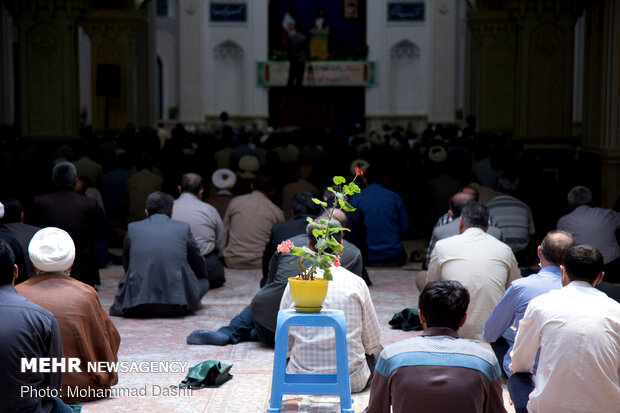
332, 255, 341, 267
277, 240, 294, 254
355, 167, 364, 176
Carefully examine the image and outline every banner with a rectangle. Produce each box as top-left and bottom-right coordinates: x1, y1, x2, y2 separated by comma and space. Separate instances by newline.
257, 61, 375, 87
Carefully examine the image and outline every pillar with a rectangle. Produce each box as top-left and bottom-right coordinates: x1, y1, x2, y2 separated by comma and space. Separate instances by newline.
83, 4, 156, 133
430, 0, 457, 123
2, 0, 89, 140
582, 0, 620, 207
0, 3, 14, 125
178, 0, 204, 122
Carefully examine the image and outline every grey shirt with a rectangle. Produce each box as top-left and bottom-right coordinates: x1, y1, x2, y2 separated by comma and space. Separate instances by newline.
173, 193, 226, 256
558, 205, 620, 263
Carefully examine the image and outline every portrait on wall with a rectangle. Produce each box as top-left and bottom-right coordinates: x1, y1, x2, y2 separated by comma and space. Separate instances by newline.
344, 0, 358, 18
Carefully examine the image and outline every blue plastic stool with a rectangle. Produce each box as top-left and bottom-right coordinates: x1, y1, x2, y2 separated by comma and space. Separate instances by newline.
267, 309, 354, 413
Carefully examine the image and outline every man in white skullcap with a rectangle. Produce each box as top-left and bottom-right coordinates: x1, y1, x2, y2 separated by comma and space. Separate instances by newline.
205, 168, 237, 219
16, 228, 120, 403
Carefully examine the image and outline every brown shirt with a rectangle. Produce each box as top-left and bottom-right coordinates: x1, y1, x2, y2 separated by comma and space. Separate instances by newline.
17, 274, 121, 402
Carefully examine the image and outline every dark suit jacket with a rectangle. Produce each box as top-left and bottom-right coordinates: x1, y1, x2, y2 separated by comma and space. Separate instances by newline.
33, 190, 99, 285
251, 233, 363, 332
110, 214, 208, 316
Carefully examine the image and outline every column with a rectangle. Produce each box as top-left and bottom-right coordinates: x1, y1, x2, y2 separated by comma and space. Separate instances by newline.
468, 10, 517, 133
0, 4, 14, 125
582, 0, 620, 207
83, 6, 156, 132
429, 0, 456, 123
2, 0, 89, 140
508, 1, 581, 138
178, 0, 204, 122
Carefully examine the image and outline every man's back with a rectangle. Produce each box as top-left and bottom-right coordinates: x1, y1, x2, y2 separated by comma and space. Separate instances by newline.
350, 183, 408, 263
0, 284, 62, 413
223, 191, 284, 269
172, 193, 225, 256
110, 214, 206, 316
365, 329, 505, 413
280, 265, 380, 392
510, 282, 620, 413
126, 169, 163, 222
486, 194, 534, 253
0, 221, 40, 277
428, 227, 520, 340
16, 274, 121, 402
33, 190, 99, 285
557, 205, 620, 263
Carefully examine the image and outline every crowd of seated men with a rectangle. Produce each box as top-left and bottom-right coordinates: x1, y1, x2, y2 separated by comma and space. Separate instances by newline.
1, 121, 620, 412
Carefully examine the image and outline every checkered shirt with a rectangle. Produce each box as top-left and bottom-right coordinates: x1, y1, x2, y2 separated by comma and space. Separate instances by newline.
280, 265, 381, 392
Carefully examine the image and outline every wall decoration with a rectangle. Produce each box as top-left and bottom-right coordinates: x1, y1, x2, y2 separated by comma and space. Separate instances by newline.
387, 2, 425, 22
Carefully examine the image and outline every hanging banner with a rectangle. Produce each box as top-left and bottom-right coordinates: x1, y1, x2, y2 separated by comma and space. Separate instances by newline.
257, 61, 375, 87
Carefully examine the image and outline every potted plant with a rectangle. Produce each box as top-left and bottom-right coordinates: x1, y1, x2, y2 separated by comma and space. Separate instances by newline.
277, 168, 364, 312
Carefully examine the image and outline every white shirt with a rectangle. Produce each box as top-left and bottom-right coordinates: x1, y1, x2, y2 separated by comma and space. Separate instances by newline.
427, 227, 521, 341
280, 265, 381, 392
172, 192, 226, 256
510, 281, 620, 413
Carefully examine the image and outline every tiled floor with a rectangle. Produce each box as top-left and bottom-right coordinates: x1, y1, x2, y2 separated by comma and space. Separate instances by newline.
81, 255, 514, 412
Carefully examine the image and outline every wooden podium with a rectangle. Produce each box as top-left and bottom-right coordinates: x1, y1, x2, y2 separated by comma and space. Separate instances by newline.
310, 28, 329, 60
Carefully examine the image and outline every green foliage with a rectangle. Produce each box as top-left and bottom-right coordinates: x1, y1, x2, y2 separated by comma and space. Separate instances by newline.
281, 171, 363, 281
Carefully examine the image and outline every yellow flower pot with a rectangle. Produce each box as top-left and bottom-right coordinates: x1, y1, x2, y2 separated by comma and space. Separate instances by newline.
288, 277, 329, 313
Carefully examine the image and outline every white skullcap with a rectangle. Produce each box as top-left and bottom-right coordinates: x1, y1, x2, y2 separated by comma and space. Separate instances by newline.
428, 145, 448, 163
212, 168, 237, 189
0, 201, 4, 219
28, 227, 75, 273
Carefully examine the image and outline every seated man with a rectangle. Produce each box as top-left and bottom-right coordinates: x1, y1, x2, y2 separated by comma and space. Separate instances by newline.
223, 173, 285, 269
0, 198, 40, 277
0, 239, 73, 413
510, 245, 620, 413
483, 230, 574, 412
16, 228, 121, 402
349, 165, 409, 267
557, 186, 620, 283
262, 191, 321, 284
364, 280, 506, 413
426, 202, 520, 340
110, 191, 209, 317
173, 172, 227, 288
486, 172, 535, 266
279, 219, 381, 393
186, 222, 363, 348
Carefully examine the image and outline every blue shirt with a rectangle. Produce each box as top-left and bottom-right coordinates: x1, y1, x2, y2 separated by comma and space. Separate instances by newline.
349, 184, 409, 262
483, 265, 562, 376
0, 284, 63, 413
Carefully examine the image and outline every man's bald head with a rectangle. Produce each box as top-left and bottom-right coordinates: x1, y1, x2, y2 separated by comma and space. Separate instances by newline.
449, 192, 475, 219
540, 230, 575, 266
179, 173, 203, 195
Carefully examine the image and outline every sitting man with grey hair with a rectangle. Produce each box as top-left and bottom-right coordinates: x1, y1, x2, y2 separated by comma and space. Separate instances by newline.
557, 185, 620, 283
33, 161, 99, 286
110, 191, 209, 317
16, 227, 121, 402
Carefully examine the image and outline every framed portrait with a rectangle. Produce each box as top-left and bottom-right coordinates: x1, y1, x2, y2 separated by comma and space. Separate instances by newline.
344, 0, 358, 18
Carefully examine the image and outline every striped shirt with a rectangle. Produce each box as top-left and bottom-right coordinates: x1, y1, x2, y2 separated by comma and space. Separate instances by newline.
364, 327, 505, 413
486, 194, 535, 253
280, 265, 381, 392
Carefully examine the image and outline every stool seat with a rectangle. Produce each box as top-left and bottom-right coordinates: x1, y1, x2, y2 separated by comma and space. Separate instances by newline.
267, 309, 354, 413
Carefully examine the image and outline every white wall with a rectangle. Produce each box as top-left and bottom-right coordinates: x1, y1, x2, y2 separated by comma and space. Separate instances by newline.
366, 0, 431, 117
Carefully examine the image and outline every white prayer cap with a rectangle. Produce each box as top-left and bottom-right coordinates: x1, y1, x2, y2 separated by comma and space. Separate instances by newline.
428, 145, 448, 163
0, 201, 4, 219
28, 227, 75, 273
212, 168, 236, 189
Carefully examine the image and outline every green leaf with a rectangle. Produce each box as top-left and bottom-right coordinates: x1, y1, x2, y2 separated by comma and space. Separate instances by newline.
315, 238, 329, 251
312, 229, 326, 238
306, 216, 314, 224
341, 200, 356, 212
312, 198, 328, 207
333, 176, 346, 185
323, 269, 333, 281
347, 182, 361, 195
